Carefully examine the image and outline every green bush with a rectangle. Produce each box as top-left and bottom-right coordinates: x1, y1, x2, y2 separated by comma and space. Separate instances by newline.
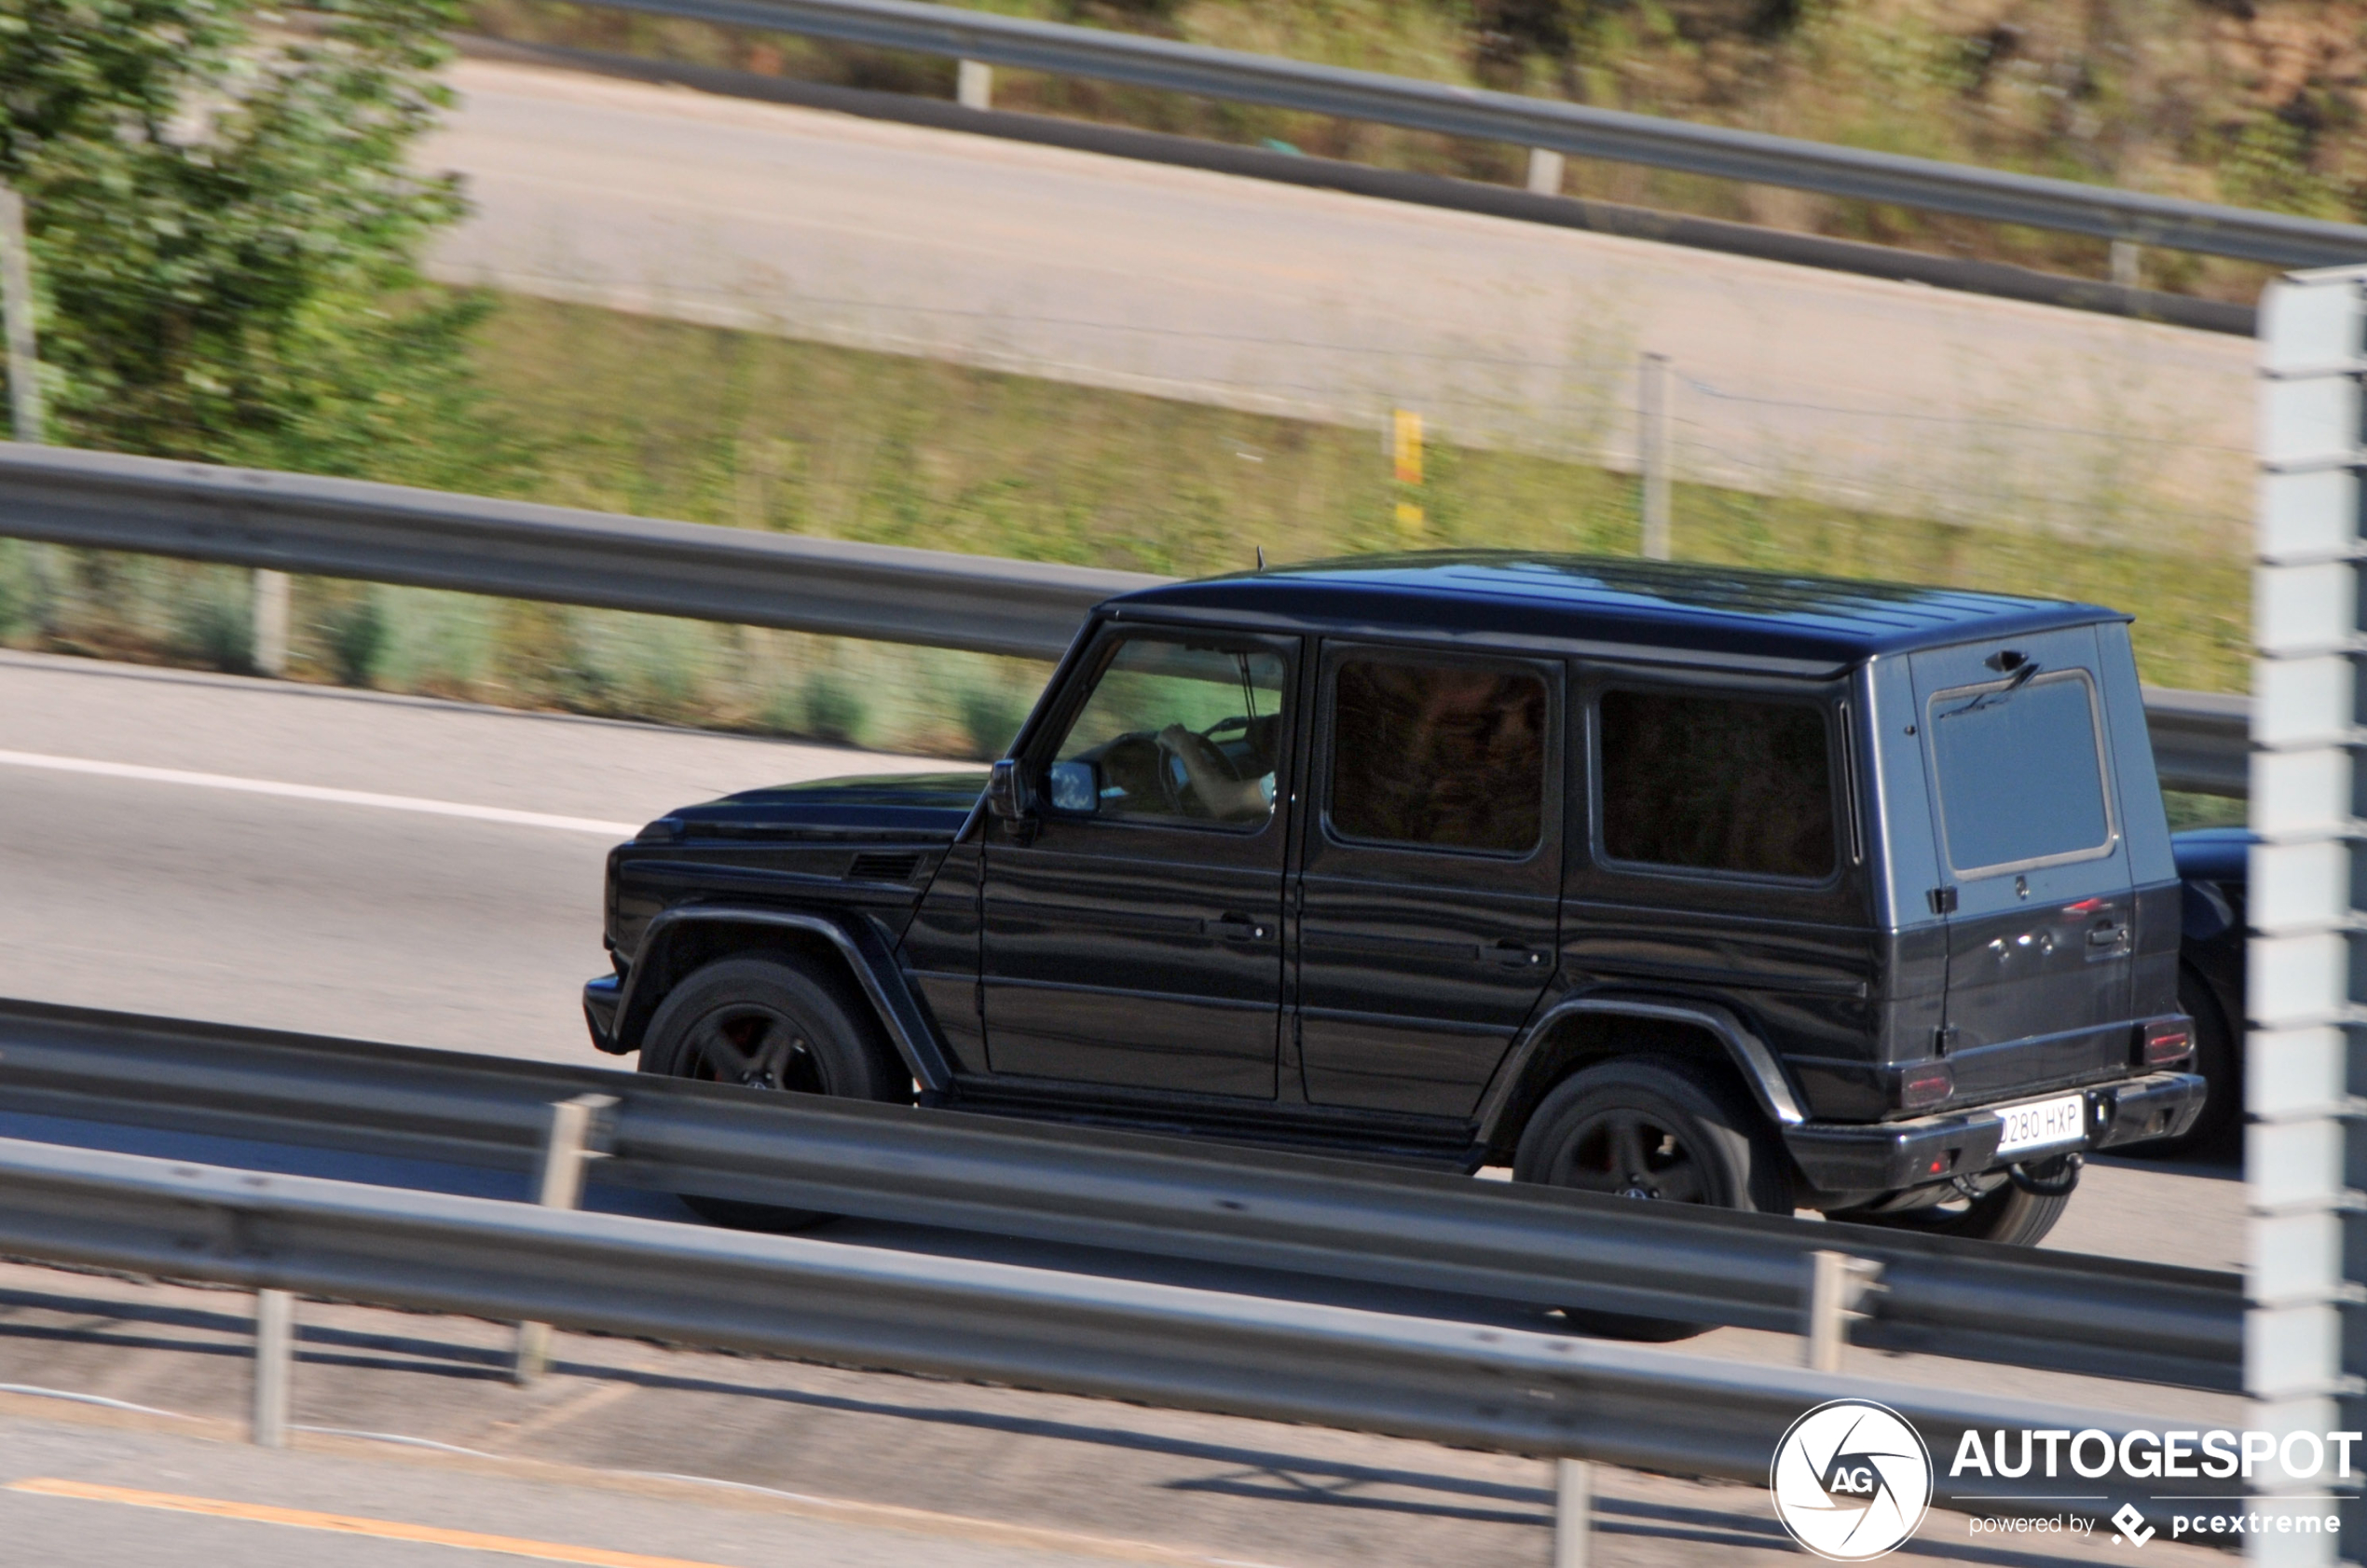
958, 682, 1032, 760
173, 579, 253, 675
319, 590, 389, 688
0, 0, 501, 485
801, 670, 869, 746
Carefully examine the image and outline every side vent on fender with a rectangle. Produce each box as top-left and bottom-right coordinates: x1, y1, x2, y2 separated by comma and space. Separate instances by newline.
848, 852, 924, 883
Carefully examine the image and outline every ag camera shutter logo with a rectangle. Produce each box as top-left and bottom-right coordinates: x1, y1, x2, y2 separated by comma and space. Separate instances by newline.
1770, 1399, 1934, 1561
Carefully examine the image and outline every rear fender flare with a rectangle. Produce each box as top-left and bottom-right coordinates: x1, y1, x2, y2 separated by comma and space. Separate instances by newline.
1475, 995, 1806, 1148
618, 906, 952, 1092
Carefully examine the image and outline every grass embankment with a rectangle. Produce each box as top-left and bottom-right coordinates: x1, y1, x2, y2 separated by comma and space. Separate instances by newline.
467, 0, 2366, 305
0, 293, 2249, 807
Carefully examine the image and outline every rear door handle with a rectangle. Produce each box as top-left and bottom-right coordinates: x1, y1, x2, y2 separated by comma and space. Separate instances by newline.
2087, 924, 2129, 948
1207, 914, 1273, 943
1487, 941, 1553, 969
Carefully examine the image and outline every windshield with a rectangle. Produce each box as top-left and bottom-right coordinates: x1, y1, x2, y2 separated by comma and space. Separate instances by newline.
1928, 670, 2113, 876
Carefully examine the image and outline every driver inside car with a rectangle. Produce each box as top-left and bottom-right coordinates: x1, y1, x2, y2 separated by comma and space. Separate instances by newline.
1156, 722, 1273, 822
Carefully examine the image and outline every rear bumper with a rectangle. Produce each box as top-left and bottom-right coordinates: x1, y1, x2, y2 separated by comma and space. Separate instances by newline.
1782, 1071, 2206, 1196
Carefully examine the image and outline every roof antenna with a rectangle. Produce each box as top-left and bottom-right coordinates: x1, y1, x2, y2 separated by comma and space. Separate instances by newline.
1254, 545, 1266, 570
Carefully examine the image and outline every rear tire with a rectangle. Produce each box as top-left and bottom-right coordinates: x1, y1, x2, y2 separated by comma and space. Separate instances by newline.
1513, 1058, 1795, 1340
638, 954, 908, 1230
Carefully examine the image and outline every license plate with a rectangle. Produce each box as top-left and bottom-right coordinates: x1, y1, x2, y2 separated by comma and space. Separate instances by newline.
1993, 1093, 2087, 1156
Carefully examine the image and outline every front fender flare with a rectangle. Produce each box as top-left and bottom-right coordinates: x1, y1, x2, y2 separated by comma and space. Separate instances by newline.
615, 905, 953, 1093
1472, 994, 1806, 1146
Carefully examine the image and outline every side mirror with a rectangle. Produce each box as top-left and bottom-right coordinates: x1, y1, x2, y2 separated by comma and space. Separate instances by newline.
1046, 759, 1098, 814
985, 758, 1032, 822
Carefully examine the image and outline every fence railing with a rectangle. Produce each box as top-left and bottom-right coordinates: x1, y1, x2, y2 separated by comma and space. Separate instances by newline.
551, 0, 2367, 268
0, 442, 2251, 793
0, 998, 2243, 1390
0, 1130, 2239, 1534
0, 443, 1151, 661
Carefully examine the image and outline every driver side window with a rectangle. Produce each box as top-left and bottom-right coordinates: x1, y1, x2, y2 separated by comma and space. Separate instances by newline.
1046, 636, 1287, 829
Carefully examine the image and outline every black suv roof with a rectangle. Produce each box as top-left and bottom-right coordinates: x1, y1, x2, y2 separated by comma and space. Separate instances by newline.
1104, 552, 2124, 673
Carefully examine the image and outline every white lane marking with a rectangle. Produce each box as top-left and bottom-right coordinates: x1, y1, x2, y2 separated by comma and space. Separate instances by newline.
0, 749, 637, 838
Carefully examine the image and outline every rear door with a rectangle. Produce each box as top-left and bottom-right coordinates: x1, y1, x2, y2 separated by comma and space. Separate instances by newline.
1292, 644, 1563, 1117
1908, 626, 2136, 1083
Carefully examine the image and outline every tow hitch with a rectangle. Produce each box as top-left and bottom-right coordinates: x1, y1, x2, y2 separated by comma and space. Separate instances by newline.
2010, 1152, 2083, 1197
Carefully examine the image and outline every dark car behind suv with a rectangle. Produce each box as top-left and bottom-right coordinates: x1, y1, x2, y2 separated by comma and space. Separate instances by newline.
2163, 826, 2249, 1152
584, 554, 2204, 1248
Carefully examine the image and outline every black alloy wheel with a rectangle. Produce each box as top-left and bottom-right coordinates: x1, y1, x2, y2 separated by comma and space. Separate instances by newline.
675, 1002, 830, 1096
1536, 1103, 1715, 1203
1512, 1057, 1794, 1341
639, 954, 908, 1230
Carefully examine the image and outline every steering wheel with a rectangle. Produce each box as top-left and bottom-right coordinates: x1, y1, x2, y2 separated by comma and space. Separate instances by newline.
1156, 724, 1251, 818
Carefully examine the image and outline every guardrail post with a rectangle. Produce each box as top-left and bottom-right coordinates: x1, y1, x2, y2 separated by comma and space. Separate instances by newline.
252, 570, 290, 675
1637, 353, 1672, 561
957, 59, 992, 111
1526, 148, 1565, 197
2110, 239, 2141, 290
1803, 1250, 1881, 1373
252, 1288, 294, 1447
515, 1093, 617, 1384
1553, 1456, 1591, 1568
2248, 264, 2367, 1565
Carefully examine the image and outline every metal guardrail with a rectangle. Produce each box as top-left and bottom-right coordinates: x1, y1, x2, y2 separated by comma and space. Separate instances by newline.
0, 443, 1153, 661
559, 0, 2367, 267
0, 1131, 2235, 1524
0, 443, 2253, 792
2141, 684, 2251, 799
0, 999, 2242, 1390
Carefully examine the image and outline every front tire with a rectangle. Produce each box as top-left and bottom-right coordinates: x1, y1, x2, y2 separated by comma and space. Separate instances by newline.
639, 954, 908, 1229
1513, 1058, 1794, 1340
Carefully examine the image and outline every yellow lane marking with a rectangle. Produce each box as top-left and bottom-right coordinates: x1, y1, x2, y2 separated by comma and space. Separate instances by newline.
6, 1479, 742, 1568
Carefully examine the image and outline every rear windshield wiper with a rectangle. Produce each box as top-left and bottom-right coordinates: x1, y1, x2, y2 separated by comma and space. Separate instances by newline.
1948, 652, 2041, 716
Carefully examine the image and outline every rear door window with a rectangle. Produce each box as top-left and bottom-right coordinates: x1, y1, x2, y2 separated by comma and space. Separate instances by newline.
1328, 658, 1547, 854
1926, 670, 2113, 876
1597, 689, 1836, 880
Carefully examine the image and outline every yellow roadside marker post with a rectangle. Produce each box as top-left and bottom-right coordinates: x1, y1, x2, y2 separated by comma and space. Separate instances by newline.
1391, 409, 1423, 539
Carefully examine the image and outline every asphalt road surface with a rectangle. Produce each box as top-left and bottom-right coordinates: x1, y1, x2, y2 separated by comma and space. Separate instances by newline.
0, 648, 954, 1063
419, 56, 2251, 541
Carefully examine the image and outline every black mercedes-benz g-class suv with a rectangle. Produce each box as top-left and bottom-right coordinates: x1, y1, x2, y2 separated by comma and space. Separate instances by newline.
584, 554, 2204, 1247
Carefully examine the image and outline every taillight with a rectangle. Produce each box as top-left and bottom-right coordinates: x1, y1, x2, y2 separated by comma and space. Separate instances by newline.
1900, 1064, 1956, 1111
2143, 1019, 2196, 1067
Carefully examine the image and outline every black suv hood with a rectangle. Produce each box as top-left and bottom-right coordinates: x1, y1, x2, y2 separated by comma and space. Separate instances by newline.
650, 771, 986, 843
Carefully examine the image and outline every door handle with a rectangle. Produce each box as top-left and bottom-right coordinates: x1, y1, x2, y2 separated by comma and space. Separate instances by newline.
1486, 941, 1553, 969
2087, 924, 2129, 948
1207, 914, 1273, 943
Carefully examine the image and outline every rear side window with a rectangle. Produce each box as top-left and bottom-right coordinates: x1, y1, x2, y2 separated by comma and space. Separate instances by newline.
1599, 689, 1835, 880
1928, 672, 2112, 875
1329, 658, 1546, 853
